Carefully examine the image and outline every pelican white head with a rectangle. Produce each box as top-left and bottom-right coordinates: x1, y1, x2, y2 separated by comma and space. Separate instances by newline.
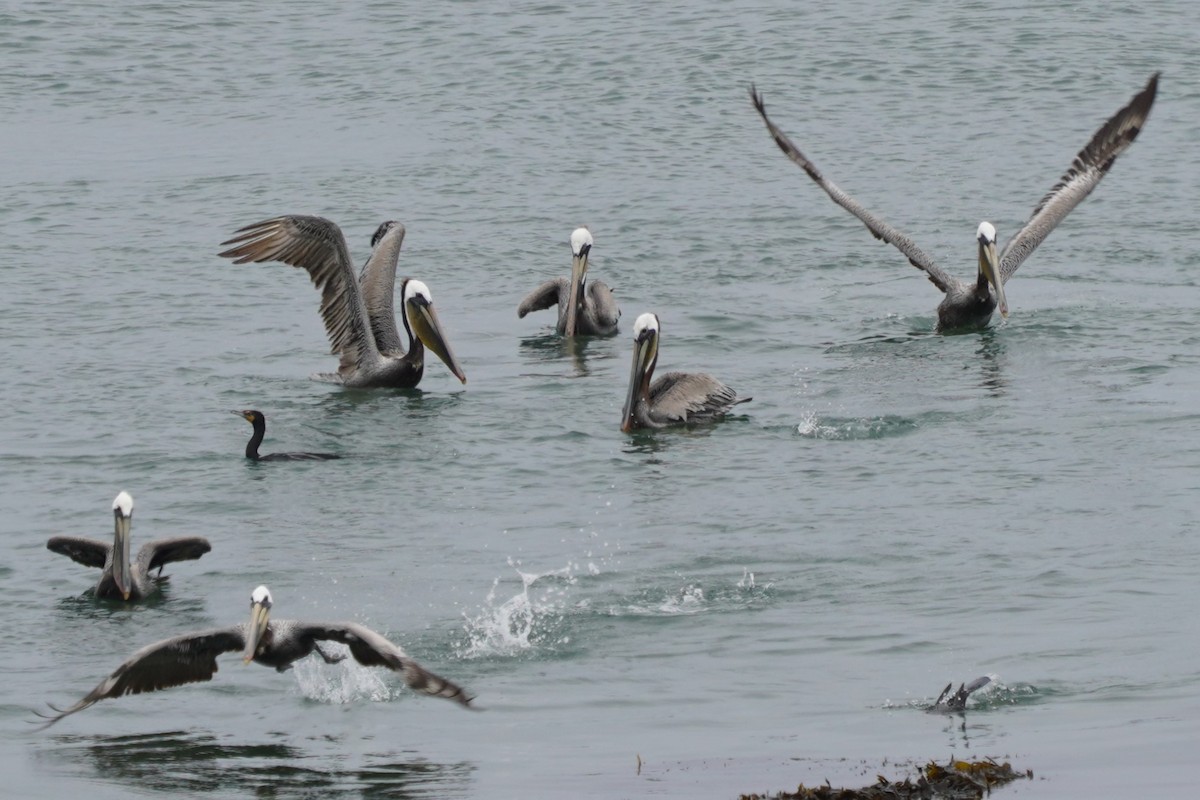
976, 221, 1006, 318
633, 312, 660, 339
404, 279, 433, 305
570, 227, 593, 257
112, 491, 134, 517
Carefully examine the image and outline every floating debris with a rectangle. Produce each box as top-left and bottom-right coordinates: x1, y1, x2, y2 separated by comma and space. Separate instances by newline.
738, 757, 1032, 800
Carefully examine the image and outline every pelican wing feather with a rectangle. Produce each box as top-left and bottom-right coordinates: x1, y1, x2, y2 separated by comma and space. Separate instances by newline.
999, 73, 1158, 282
750, 86, 955, 294
219, 215, 377, 373
300, 622, 474, 708
517, 278, 568, 318
35, 627, 246, 729
649, 372, 750, 424
46, 536, 109, 569
136, 537, 213, 575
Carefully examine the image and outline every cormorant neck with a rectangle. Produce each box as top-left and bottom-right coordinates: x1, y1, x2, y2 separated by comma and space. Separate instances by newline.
246, 417, 265, 460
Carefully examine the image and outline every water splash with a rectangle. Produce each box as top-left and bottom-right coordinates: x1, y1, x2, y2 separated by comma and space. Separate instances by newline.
292, 644, 391, 703
457, 559, 577, 658
796, 411, 920, 440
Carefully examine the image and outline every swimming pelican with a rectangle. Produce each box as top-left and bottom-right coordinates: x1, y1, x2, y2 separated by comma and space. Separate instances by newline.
36, 585, 473, 729
621, 313, 750, 432
518, 227, 620, 336
232, 410, 341, 461
218, 217, 467, 387
931, 675, 992, 713
46, 492, 211, 601
750, 74, 1158, 330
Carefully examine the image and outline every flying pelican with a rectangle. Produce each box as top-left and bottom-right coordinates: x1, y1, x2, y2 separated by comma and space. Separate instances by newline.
930, 675, 993, 713
750, 74, 1159, 330
621, 313, 750, 432
36, 585, 474, 729
218, 217, 467, 388
518, 227, 620, 336
46, 492, 211, 601
232, 410, 341, 462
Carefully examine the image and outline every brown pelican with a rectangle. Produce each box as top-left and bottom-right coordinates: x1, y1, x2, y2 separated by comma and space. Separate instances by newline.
232, 409, 340, 462
518, 227, 620, 336
750, 74, 1159, 330
46, 492, 211, 601
621, 313, 750, 432
931, 675, 993, 713
36, 585, 473, 729
218, 216, 467, 388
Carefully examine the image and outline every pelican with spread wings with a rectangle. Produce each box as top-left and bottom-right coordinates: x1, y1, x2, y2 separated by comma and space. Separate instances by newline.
751, 74, 1158, 330
219, 217, 466, 387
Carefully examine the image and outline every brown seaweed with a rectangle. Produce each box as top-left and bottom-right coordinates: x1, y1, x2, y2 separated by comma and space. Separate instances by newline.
738, 757, 1032, 800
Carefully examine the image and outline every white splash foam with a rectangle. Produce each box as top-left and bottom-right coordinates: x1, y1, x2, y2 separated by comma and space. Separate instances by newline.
459, 560, 577, 658
292, 644, 391, 704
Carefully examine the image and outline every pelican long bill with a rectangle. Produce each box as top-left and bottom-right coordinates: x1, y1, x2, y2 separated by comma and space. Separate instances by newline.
111, 492, 134, 601
410, 301, 466, 384
977, 223, 1007, 318
243, 586, 272, 664
563, 247, 588, 336
621, 325, 656, 433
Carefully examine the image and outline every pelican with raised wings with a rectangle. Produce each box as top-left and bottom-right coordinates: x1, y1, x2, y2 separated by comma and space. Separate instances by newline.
46, 492, 211, 601
519, 227, 620, 336
750, 74, 1158, 330
621, 313, 750, 432
36, 585, 474, 728
219, 217, 467, 388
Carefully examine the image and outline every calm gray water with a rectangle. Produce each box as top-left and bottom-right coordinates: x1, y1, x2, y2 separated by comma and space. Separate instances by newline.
2, 2, 1198, 798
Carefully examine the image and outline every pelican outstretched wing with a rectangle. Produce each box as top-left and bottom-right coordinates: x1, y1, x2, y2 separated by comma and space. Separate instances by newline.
219, 215, 378, 373
358, 222, 408, 355
518, 278, 568, 318
648, 372, 751, 424
46, 536, 109, 569
585, 281, 621, 333
136, 537, 212, 575
35, 627, 245, 729
750, 86, 955, 294
301, 622, 474, 708
999, 74, 1158, 282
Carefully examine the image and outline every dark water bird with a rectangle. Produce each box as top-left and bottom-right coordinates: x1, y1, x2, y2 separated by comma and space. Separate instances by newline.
518, 227, 620, 336
930, 676, 993, 713
621, 313, 750, 432
46, 491, 211, 601
36, 585, 474, 729
233, 409, 340, 462
218, 216, 467, 388
750, 74, 1159, 331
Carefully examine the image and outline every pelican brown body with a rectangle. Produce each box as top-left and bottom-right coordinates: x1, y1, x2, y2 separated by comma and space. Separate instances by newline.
751, 74, 1159, 330
620, 313, 750, 432
219, 216, 467, 387
46, 491, 211, 601
36, 585, 474, 729
519, 227, 620, 336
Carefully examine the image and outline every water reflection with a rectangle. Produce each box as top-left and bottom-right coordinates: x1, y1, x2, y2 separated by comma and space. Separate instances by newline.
974, 328, 1007, 397
42, 730, 475, 798
519, 333, 610, 377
